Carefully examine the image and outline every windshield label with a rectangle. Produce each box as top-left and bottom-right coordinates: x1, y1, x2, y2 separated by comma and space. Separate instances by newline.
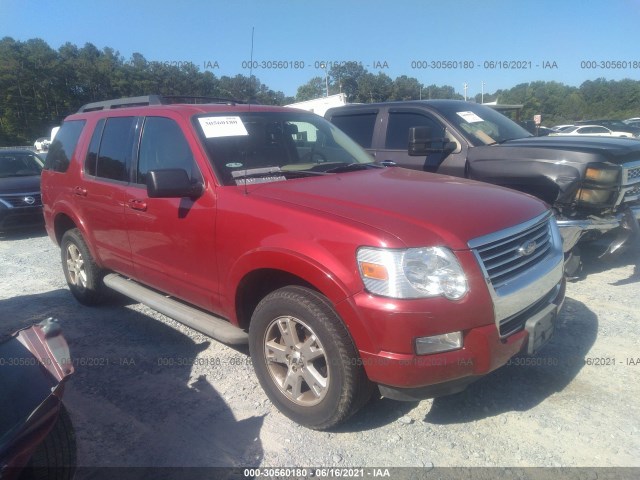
198, 116, 248, 138
456, 111, 484, 123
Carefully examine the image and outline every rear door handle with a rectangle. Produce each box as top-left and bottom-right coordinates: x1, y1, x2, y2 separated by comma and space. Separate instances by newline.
127, 199, 147, 211
73, 186, 87, 197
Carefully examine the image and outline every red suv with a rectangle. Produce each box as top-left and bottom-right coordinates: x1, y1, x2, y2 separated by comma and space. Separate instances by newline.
42, 96, 565, 429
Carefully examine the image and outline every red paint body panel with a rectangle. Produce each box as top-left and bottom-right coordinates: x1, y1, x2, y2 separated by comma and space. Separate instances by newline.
42, 102, 563, 394
248, 167, 548, 250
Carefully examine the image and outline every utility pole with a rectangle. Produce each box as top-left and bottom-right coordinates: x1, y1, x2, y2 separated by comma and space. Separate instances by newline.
463, 83, 468, 101
320, 63, 329, 97
481, 81, 485, 104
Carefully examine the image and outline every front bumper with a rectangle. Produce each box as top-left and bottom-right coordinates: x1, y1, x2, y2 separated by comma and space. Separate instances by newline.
344, 275, 565, 401
339, 213, 566, 401
0, 206, 44, 231
557, 205, 640, 252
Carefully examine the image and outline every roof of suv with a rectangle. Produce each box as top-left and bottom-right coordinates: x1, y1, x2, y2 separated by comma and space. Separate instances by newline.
327, 99, 468, 111
69, 95, 296, 120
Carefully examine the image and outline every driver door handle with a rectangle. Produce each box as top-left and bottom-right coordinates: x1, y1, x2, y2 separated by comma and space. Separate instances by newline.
127, 199, 147, 211
73, 186, 87, 197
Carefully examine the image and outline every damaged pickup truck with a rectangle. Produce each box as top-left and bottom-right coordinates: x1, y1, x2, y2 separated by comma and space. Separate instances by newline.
326, 100, 640, 275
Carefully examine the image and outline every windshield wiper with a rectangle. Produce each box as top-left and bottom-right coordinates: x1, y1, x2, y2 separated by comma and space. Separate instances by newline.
493, 134, 534, 145
231, 168, 328, 183
323, 163, 383, 174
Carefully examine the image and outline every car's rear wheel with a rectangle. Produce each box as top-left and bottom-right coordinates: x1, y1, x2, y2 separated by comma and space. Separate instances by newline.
249, 286, 372, 430
60, 228, 105, 305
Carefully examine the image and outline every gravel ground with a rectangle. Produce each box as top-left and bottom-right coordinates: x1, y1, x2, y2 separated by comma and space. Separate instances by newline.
1, 227, 639, 475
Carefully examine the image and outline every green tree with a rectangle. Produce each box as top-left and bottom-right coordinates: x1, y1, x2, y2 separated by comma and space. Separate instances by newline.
391, 75, 422, 101
354, 72, 393, 103
296, 77, 325, 101
328, 63, 367, 101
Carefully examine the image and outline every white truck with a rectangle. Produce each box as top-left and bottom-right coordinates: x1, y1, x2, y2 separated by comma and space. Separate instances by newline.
285, 93, 347, 117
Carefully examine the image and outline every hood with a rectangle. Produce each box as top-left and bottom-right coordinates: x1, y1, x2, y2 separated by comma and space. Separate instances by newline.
493, 136, 640, 165
249, 168, 548, 250
0, 175, 41, 194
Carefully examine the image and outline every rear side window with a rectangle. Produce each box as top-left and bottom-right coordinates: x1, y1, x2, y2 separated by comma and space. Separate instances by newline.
95, 117, 136, 182
330, 113, 376, 148
44, 120, 85, 172
385, 112, 443, 149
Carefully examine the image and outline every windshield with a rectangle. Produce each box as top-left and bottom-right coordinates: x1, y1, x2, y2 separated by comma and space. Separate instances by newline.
0, 151, 44, 178
194, 111, 374, 186
436, 103, 533, 146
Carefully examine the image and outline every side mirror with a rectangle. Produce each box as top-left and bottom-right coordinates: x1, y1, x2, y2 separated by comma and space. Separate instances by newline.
147, 169, 204, 199
408, 126, 456, 156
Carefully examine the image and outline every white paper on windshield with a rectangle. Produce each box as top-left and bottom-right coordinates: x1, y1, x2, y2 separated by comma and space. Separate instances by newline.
456, 111, 484, 123
198, 116, 248, 138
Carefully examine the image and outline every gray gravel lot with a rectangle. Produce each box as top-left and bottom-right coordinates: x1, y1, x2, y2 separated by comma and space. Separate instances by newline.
1, 227, 639, 472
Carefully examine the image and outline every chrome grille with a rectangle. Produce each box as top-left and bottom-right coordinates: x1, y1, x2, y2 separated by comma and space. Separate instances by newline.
628, 166, 640, 181
0, 193, 42, 208
472, 217, 552, 289
626, 184, 640, 197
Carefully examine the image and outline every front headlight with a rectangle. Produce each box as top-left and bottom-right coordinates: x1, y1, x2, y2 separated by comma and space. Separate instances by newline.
356, 246, 468, 300
584, 166, 619, 184
576, 188, 613, 204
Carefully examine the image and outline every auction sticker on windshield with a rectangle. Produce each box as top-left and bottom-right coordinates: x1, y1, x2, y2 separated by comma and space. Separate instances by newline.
456, 111, 484, 123
198, 116, 248, 138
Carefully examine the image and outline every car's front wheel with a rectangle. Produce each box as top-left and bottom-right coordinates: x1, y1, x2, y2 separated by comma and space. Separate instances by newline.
249, 286, 372, 430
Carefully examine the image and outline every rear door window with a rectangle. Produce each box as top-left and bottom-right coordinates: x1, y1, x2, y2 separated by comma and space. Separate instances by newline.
95, 117, 136, 182
329, 112, 377, 148
84, 119, 105, 176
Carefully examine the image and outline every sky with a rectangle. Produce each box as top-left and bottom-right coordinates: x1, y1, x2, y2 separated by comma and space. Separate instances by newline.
2, 0, 640, 98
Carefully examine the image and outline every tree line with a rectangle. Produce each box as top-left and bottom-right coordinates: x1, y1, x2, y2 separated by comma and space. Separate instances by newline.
2, 37, 640, 145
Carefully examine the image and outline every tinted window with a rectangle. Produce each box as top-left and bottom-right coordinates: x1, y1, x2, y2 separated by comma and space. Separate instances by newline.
84, 119, 105, 176
330, 113, 376, 148
0, 152, 43, 178
435, 103, 532, 146
44, 120, 85, 172
195, 111, 373, 186
385, 112, 443, 149
96, 117, 136, 182
137, 117, 197, 185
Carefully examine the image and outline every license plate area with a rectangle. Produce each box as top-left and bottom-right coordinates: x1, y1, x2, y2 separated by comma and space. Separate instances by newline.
524, 304, 557, 355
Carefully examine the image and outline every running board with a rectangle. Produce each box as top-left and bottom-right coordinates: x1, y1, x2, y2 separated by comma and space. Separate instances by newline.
103, 273, 248, 345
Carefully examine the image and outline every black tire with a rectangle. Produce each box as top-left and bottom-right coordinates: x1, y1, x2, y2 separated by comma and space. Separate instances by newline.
20, 403, 77, 480
60, 228, 105, 305
564, 247, 583, 280
249, 286, 373, 430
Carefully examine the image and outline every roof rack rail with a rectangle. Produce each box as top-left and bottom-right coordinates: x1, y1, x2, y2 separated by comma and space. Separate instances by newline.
77, 95, 244, 113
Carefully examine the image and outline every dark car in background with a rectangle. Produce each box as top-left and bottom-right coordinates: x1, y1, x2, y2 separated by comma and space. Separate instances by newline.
0, 150, 45, 232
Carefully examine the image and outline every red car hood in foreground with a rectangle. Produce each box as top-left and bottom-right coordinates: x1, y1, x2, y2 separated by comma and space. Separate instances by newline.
250, 167, 549, 250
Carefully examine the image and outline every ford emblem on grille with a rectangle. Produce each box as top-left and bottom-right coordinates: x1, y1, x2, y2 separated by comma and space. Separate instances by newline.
518, 240, 537, 257
23, 196, 36, 205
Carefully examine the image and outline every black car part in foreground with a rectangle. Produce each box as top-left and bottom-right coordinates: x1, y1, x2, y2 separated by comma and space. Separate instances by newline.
0, 318, 76, 480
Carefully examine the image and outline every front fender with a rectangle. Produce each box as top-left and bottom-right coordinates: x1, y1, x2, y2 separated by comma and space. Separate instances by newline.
227, 247, 357, 307
223, 247, 383, 352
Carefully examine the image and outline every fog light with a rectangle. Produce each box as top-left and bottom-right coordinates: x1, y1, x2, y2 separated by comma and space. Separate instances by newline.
415, 332, 463, 355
